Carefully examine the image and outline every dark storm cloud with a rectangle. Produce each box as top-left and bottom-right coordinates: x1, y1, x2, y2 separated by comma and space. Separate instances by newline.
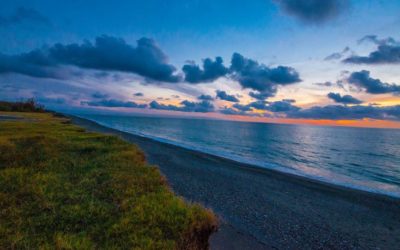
81, 99, 147, 108
347, 70, 400, 94
216, 90, 239, 102
182, 57, 228, 83
230, 53, 301, 99
133, 92, 144, 96
343, 36, 400, 64
287, 105, 400, 120
150, 100, 214, 113
197, 94, 214, 101
274, 0, 349, 24
0, 35, 181, 82
0, 7, 51, 27
327, 92, 362, 104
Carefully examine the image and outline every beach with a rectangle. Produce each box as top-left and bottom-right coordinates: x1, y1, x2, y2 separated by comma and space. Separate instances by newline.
71, 115, 400, 249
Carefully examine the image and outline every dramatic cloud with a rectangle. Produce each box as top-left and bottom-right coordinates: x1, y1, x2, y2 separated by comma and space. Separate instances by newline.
274, 0, 348, 24
133, 92, 144, 96
347, 70, 400, 94
0, 51, 59, 78
182, 57, 228, 83
230, 53, 301, 99
150, 100, 214, 113
197, 94, 214, 101
343, 36, 400, 64
327, 92, 362, 104
216, 90, 239, 102
287, 105, 400, 120
81, 99, 147, 108
0, 35, 181, 82
49, 36, 181, 82
0, 7, 50, 27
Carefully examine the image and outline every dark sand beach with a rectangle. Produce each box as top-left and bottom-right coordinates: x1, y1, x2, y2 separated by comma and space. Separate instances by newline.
70, 116, 400, 249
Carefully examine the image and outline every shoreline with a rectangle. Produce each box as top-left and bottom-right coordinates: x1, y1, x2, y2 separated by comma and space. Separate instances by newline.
72, 115, 400, 202
70, 115, 400, 249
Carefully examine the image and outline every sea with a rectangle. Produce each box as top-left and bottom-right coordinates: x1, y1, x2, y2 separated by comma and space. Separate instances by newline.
79, 114, 400, 198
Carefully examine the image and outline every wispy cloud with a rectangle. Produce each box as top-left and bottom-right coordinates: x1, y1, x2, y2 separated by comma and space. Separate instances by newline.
0, 7, 51, 27
343, 36, 400, 64
274, 0, 349, 24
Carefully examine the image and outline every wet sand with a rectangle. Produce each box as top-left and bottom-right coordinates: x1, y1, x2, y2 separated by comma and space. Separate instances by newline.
70, 115, 400, 249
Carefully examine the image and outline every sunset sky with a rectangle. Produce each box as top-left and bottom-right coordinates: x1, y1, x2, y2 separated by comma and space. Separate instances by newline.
1, 0, 400, 128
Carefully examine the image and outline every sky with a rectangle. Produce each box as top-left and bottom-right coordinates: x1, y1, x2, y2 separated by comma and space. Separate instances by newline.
1, 0, 400, 128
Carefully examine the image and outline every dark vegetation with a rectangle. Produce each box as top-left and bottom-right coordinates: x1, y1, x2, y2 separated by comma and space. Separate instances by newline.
0, 99, 44, 112
0, 111, 218, 249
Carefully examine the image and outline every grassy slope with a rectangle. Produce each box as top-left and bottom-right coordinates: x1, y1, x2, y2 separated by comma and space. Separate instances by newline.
0, 112, 217, 249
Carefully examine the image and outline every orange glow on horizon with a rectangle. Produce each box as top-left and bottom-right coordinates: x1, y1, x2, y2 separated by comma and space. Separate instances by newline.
200, 113, 400, 129
230, 116, 400, 129
84, 106, 400, 129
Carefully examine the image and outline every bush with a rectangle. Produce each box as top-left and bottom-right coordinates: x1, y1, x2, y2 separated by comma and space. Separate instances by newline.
0, 99, 44, 112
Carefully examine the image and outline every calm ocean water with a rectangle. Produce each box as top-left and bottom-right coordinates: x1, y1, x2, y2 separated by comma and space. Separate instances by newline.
80, 114, 400, 198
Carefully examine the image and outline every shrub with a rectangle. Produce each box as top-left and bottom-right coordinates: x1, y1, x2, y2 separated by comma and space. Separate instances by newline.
0, 99, 44, 112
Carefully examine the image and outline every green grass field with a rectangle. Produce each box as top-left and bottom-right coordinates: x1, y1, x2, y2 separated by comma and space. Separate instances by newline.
0, 112, 217, 249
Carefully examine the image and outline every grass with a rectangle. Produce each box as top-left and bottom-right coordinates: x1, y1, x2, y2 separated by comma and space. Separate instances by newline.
0, 111, 218, 249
